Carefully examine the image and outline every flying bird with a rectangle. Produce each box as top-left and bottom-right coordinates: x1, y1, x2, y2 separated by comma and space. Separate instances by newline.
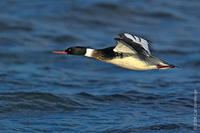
52, 33, 175, 70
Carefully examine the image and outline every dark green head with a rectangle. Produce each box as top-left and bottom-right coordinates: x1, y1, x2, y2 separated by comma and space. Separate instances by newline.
65, 46, 87, 55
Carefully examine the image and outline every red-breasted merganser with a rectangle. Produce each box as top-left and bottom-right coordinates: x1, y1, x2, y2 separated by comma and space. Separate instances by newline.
52, 33, 175, 70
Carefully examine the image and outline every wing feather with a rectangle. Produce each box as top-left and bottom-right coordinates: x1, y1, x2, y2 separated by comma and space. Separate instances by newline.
113, 38, 137, 54
119, 33, 151, 55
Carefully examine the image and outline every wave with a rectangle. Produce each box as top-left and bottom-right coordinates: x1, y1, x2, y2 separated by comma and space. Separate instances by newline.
0, 20, 33, 32
38, 34, 83, 44
82, 3, 185, 21
0, 90, 193, 114
101, 123, 193, 133
76, 92, 132, 102
0, 92, 87, 113
76, 91, 193, 109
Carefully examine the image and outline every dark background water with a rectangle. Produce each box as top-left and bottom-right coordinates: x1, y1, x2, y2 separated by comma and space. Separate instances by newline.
0, 0, 200, 132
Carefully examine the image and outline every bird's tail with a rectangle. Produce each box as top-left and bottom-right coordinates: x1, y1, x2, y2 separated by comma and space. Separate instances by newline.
156, 64, 176, 69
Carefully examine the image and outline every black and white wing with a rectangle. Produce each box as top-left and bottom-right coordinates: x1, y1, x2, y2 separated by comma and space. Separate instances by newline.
113, 33, 151, 56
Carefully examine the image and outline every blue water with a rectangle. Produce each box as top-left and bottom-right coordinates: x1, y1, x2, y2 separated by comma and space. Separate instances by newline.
0, 0, 200, 132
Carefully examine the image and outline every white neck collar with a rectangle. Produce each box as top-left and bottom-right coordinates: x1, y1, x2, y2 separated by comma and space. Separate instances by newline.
85, 48, 94, 57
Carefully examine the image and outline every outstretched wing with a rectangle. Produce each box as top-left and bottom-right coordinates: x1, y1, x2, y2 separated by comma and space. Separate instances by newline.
113, 33, 151, 56
119, 33, 151, 54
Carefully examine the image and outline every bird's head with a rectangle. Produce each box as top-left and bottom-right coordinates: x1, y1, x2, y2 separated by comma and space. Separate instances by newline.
52, 46, 87, 55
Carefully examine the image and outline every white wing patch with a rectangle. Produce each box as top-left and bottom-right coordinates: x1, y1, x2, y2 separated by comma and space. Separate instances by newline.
124, 33, 151, 54
113, 39, 137, 54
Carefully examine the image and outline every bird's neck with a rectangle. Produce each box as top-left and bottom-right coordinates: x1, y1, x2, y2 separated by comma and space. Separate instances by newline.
85, 48, 95, 57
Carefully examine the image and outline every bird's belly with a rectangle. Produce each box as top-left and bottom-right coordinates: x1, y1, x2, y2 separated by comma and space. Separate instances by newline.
105, 57, 157, 70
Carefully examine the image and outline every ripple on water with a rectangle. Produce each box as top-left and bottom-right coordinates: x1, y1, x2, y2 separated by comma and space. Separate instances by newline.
0, 92, 87, 113
101, 123, 193, 133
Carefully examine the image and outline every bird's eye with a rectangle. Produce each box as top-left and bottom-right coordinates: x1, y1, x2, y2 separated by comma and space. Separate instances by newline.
68, 48, 72, 51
